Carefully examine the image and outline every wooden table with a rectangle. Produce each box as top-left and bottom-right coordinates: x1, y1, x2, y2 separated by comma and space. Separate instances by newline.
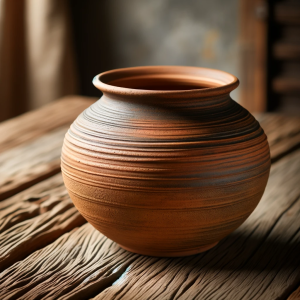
1, 96, 300, 300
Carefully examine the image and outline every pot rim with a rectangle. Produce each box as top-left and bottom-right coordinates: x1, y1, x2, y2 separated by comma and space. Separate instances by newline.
93, 66, 239, 98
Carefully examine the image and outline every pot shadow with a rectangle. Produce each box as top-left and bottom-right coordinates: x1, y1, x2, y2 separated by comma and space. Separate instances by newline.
113, 230, 300, 300
120, 229, 300, 273
173, 230, 300, 272
112, 229, 300, 299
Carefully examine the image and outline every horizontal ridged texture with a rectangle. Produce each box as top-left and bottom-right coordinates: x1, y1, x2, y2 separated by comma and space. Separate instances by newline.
61, 66, 271, 256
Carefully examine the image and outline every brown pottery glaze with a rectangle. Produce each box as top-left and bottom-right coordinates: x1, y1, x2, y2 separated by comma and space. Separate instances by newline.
61, 66, 271, 257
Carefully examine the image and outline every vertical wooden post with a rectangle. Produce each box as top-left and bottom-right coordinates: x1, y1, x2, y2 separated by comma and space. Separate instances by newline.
239, 0, 268, 113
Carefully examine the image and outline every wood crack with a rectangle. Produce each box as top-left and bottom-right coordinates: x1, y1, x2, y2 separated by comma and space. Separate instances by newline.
0, 174, 86, 271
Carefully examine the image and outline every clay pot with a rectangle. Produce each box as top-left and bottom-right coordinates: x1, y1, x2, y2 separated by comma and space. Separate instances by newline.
61, 66, 271, 257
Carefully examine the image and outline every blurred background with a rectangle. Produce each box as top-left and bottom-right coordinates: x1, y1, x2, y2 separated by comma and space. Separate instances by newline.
0, 0, 299, 122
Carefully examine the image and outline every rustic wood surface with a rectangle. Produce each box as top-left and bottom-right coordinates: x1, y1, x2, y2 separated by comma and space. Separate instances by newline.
0, 95, 95, 152
0, 97, 299, 299
0, 96, 95, 201
0, 174, 86, 271
256, 113, 300, 163
1, 149, 299, 300
0, 128, 67, 201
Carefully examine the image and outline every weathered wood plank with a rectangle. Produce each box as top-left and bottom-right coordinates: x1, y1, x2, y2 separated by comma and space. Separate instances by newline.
1, 149, 299, 300
0, 174, 86, 271
0, 174, 67, 231
0, 96, 95, 152
0, 109, 298, 297
0, 96, 96, 201
0, 128, 68, 201
257, 113, 300, 163
0, 223, 138, 300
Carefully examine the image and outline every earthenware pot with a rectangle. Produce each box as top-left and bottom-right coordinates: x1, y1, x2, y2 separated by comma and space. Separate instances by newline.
61, 66, 271, 257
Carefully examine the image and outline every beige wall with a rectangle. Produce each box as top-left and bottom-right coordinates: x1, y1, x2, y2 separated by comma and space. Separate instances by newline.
105, 0, 239, 100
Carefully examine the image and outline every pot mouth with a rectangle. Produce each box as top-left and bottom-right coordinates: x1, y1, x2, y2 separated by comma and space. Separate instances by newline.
93, 66, 239, 98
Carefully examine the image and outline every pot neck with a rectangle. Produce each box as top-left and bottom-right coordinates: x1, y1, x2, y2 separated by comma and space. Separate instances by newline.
93, 66, 239, 106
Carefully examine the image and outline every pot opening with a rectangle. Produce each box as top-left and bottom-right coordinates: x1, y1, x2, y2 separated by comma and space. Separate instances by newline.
106, 75, 218, 91
94, 66, 239, 97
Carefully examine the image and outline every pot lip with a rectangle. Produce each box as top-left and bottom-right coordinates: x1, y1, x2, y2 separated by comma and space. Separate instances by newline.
93, 65, 239, 98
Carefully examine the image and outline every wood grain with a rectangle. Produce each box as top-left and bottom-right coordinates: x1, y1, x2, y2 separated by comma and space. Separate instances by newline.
0, 128, 67, 201
0, 174, 68, 231
0, 96, 96, 201
0, 95, 299, 299
257, 113, 300, 162
0, 96, 95, 153
1, 149, 299, 299
0, 223, 138, 300
0, 174, 85, 271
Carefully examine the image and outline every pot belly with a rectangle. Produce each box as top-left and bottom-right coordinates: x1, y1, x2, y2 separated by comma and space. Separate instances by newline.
61, 152, 270, 256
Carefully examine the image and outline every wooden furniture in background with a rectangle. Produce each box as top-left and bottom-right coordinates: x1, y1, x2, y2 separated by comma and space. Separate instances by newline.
239, 0, 300, 114
0, 97, 300, 299
239, 0, 268, 113
271, 0, 300, 113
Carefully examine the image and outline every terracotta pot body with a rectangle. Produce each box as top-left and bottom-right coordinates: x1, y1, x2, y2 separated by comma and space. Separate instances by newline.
61, 66, 271, 257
